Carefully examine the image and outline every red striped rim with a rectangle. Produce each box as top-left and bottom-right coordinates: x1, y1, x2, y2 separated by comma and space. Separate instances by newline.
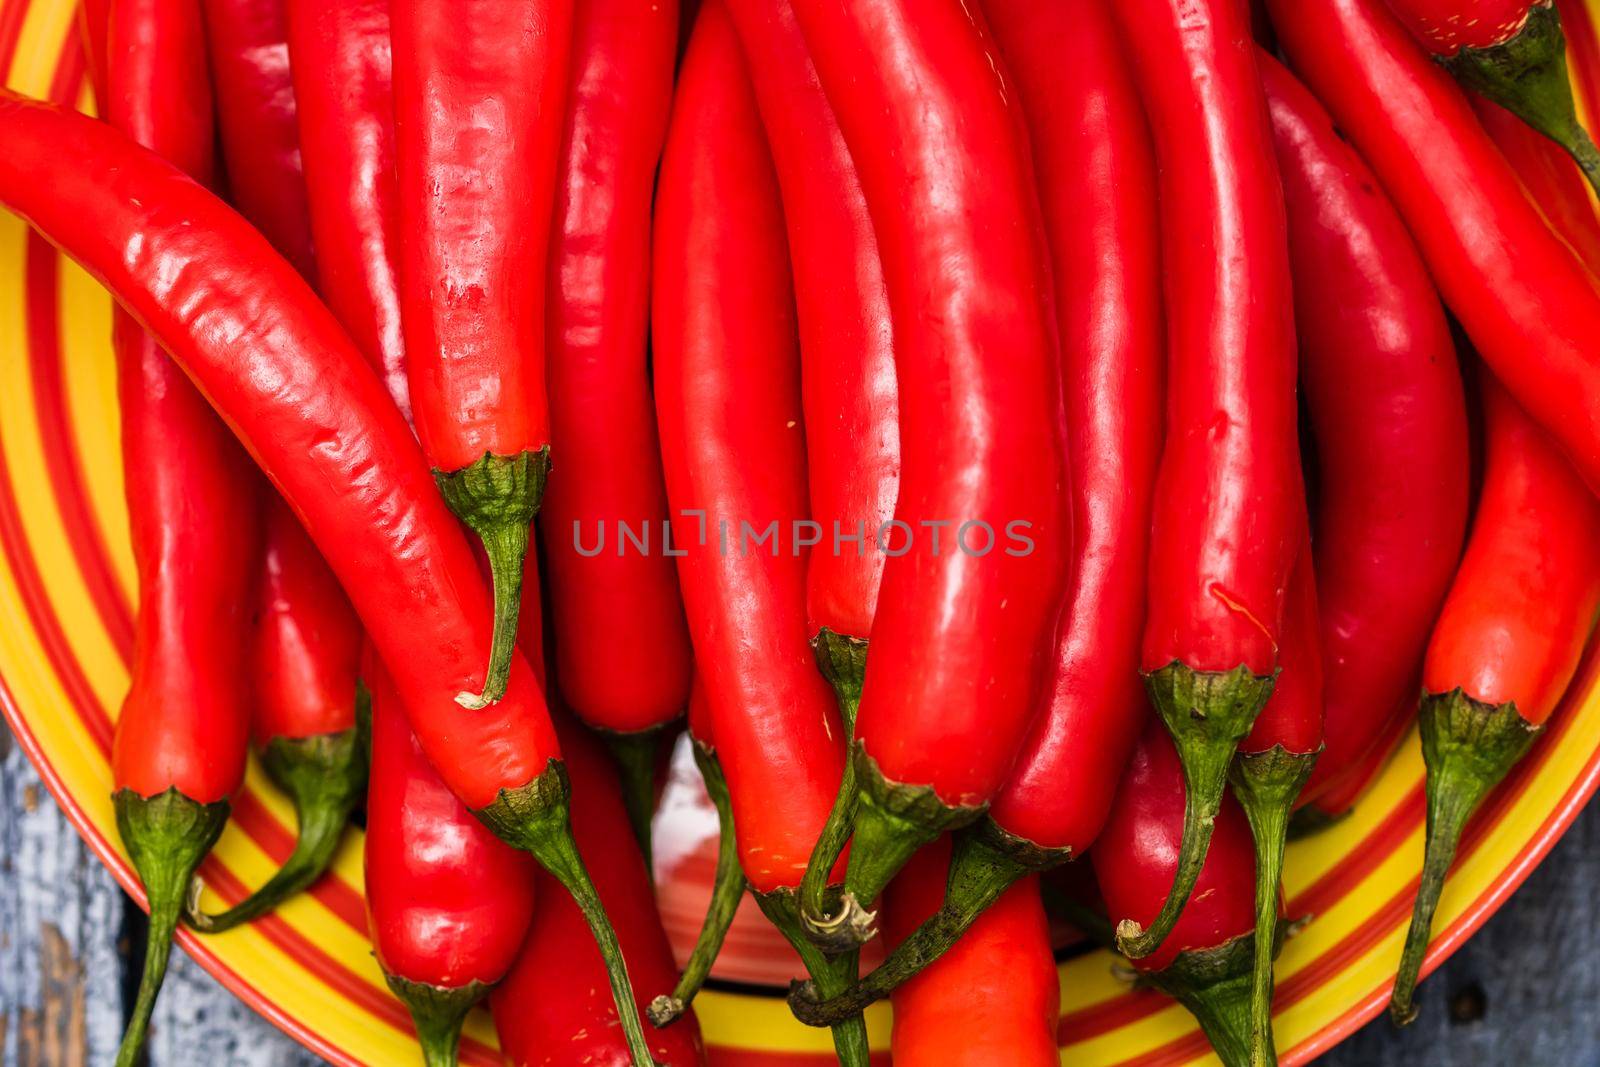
27, 227, 134, 656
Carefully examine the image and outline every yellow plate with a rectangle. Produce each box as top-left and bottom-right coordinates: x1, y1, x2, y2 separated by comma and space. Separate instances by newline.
5, 1, 1600, 1063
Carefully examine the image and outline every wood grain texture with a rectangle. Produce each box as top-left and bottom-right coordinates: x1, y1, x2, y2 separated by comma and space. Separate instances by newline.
3, 714, 1599, 1064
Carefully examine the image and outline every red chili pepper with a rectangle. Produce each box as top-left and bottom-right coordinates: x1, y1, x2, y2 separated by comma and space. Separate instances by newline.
722, 0, 898, 709
0, 93, 657, 1065
721, 0, 897, 953
1093, 721, 1265, 1066
1105, 0, 1301, 966
1476, 95, 1600, 266
100, 1, 260, 1061
1266, 0, 1600, 494
391, 0, 573, 709
785, 0, 1161, 1025
182, 0, 374, 934
879, 838, 1058, 1067
1382, 2, 1600, 192
491, 713, 706, 1066
364, 649, 538, 1065
1388, 383, 1600, 1022
1261, 52, 1472, 835
285, 0, 410, 419
200, 0, 318, 279
786, 0, 1069, 950
538, 0, 692, 854
651, 3, 858, 1059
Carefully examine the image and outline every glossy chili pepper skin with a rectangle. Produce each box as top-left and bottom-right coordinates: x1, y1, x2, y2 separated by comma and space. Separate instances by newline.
652, 5, 859, 1060
722, 0, 898, 672
285, 0, 410, 419
1390, 380, 1600, 1024
1093, 722, 1265, 1067
983, 0, 1162, 861
80, 0, 112, 106
365, 652, 538, 1066
200, 0, 317, 279
491, 714, 705, 1067
1259, 52, 1472, 822
1556, 0, 1600, 126
391, 0, 574, 709
0, 94, 660, 1063
1107, 0, 1300, 966
101, 0, 258, 1061
787, 0, 1069, 947
538, 0, 691, 848
787, 0, 1161, 1021
880, 838, 1058, 1067
1267, 0, 1600, 492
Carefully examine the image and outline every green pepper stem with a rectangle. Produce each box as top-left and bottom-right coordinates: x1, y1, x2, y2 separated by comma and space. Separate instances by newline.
802, 746, 981, 954
475, 760, 659, 1066
1442, 5, 1600, 198
1117, 663, 1275, 961
649, 742, 745, 1027
384, 974, 488, 1067
1229, 745, 1319, 1067
758, 888, 871, 1067
797, 629, 868, 928
1389, 690, 1539, 1025
435, 448, 549, 710
113, 788, 230, 1067
604, 729, 663, 873
789, 827, 1032, 1027
1142, 933, 1259, 1067
186, 728, 365, 933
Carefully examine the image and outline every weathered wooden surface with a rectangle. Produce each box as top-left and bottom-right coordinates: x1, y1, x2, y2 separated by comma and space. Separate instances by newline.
3, 714, 1598, 1065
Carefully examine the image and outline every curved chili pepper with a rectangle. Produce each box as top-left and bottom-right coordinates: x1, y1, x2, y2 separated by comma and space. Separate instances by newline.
285, 0, 410, 419
1383, 1, 1600, 191
785, 0, 1160, 1024
391, 0, 573, 709
1266, 0, 1600, 494
787, 0, 1069, 951
651, 4, 859, 1059
1106, 0, 1301, 964
100, 1, 259, 1060
879, 838, 1058, 1067
0, 93, 657, 1066
364, 650, 538, 1066
723, 0, 897, 709
1259, 53, 1472, 834
491, 713, 706, 1066
200, 0, 317, 279
1389, 380, 1600, 1023
721, 0, 897, 947
184, 4, 374, 932
1476, 94, 1600, 265
538, 0, 691, 855
1093, 721, 1267, 1067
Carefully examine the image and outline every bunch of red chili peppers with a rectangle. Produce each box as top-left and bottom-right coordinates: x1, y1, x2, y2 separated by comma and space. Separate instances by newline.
5, 0, 1600, 1062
